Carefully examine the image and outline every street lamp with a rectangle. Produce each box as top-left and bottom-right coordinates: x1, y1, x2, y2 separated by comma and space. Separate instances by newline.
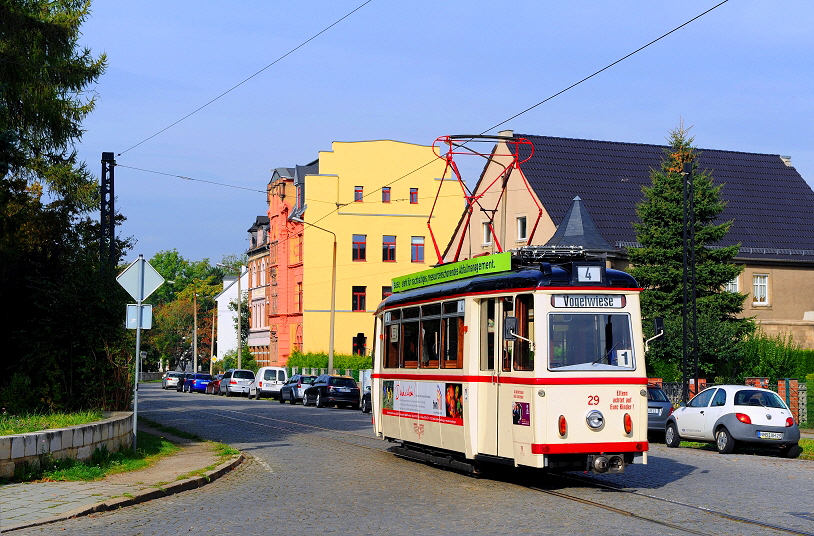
290, 216, 336, 374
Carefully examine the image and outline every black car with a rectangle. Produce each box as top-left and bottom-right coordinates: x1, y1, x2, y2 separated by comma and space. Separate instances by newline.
302, 374, 361, 409
279, 374, 316, 404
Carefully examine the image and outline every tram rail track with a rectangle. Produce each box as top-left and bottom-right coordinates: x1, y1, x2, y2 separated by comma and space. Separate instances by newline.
150, 406, 812, 535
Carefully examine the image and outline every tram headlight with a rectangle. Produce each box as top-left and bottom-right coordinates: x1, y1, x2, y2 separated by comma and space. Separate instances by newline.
586, 410, 604, 429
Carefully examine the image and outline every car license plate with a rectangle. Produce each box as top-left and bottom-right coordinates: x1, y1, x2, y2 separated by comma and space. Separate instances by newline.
647, 408, 660, 415
339, 387, 350, 392
757, 431, 783, 440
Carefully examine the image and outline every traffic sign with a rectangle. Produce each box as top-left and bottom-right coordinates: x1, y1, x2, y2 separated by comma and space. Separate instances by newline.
126, 304, 153, 329
117, 257, 164, 302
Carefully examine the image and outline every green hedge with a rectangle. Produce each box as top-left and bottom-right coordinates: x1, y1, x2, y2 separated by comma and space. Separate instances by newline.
286, 350, 372, 374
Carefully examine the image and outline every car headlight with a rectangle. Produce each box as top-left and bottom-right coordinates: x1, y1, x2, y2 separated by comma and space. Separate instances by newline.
586, 410, 604, 429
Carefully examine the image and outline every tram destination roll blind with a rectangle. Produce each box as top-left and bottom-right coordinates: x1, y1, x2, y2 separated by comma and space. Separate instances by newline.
552, 295, 624, 308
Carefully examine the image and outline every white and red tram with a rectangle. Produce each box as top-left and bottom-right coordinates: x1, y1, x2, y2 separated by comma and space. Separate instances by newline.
371, 250, 649, 474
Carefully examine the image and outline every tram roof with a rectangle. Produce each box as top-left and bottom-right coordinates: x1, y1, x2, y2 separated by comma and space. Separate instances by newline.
378, 264, 638, 311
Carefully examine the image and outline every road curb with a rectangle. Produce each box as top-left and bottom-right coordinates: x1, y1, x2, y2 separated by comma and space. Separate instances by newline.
1, 453, 245, 532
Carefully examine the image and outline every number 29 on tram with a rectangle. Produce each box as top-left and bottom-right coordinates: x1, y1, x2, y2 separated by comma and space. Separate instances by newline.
370, 252, 650, 474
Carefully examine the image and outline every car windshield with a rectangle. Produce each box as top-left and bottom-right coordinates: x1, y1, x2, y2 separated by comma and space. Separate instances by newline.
234, 370, 255, 379
329, 378, 357, 387
549, 313, 635, 370
734, 389, 787, 409
648, 388, 669, 402
194, 374, 212, 380
169, 373, 182, 378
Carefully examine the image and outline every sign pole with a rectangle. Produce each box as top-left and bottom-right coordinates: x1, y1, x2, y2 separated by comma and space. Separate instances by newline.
132, 254, 145, 452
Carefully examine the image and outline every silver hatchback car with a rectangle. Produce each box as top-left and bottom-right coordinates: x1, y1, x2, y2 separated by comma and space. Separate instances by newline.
162, 371, 184, 390
219, 369, 255, 397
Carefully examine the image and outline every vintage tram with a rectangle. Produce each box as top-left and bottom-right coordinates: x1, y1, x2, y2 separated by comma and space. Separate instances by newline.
370, 248, 650, 474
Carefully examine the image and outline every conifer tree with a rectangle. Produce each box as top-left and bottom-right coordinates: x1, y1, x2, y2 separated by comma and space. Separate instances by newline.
628, 125, 753, 381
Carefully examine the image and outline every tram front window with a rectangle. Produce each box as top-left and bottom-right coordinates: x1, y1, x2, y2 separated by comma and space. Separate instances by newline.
549, 313, 635, 370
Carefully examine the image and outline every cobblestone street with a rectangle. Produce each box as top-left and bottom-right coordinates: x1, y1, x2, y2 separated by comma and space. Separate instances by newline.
10, 384, 814, 535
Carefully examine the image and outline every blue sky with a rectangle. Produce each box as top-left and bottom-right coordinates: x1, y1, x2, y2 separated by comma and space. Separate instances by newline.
75, 1, 814, 263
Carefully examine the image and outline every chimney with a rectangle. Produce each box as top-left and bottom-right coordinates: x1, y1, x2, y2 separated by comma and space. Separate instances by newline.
780, 155, 793, 167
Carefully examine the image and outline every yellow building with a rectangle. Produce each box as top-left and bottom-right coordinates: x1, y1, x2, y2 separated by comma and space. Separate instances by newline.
302, 140, 461, 356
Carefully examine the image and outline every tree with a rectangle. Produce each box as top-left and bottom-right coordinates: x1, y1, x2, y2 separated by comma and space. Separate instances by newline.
0, 1, 136, 412
628, 125, 754, 381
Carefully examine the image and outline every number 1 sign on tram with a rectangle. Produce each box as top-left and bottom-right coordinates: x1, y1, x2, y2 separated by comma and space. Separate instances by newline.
116, 255, 164, 451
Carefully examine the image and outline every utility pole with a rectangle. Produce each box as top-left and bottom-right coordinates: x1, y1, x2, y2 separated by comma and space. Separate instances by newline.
210, 307, 216, 375
237, 269, 242, 369
681, 161, 698, 403
193, 291, 198, 373
100, 152, 116, 273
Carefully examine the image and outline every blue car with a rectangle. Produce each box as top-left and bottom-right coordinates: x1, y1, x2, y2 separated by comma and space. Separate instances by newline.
182, 373, 212, 393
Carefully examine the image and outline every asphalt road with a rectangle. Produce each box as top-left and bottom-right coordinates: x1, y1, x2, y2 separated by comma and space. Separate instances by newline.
13, 383, 814, 535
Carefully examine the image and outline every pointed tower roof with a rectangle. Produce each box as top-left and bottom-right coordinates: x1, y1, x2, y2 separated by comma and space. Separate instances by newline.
544, 196, 614, 252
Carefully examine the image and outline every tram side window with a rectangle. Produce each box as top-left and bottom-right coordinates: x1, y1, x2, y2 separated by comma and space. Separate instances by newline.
513, 294, 534, 371
384, 323, 400, 368
420, 317, 441, 368
481, 298, 496, 370
402, 321, 420, 368
442, 316, 464, 368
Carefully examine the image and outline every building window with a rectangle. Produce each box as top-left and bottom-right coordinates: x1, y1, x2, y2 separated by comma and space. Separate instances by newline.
354, 186, 363, 202
382, 235, 396, 262
483, 222, 493, 245
724, 277, 739, 293
352, 234, 366, 261
352, 332, 367, 356
296, 282, 303, 312
352, 286, 367, 312
411, 236, 424, 263
382, 286, 393, 299
297, 233, 303, 262
382, 187, 391, 203
753, 274, 768, 305
409, 188, 418, 204
517, 216, 527, 241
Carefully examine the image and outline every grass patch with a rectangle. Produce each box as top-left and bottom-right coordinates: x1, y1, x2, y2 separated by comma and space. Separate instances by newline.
137, 416, 202, 441
678, 437, 814, 459
0, 410, 105, 436
7, 431, 179, 483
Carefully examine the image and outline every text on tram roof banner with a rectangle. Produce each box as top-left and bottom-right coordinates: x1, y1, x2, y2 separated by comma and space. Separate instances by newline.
391, 252, 512, 293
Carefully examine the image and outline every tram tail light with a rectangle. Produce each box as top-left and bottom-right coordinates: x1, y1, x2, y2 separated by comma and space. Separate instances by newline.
623, 413, 633, 435
558, 415, 567, 437
736, 413, 751, 424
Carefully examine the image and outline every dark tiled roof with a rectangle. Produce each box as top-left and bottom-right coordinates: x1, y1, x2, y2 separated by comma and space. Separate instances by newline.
515, 134, 814, 262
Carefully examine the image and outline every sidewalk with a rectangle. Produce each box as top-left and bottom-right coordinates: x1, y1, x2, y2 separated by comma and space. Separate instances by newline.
0, 424, 243, 533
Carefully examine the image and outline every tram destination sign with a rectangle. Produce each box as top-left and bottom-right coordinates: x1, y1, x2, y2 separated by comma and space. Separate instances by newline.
392, 252, 512, 292
552, 294, 625, 308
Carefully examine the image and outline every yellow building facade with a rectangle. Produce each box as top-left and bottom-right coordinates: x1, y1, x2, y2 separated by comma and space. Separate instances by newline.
302, 140, 461, 356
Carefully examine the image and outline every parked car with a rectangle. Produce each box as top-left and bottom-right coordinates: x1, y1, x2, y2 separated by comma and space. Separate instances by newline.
162, 371, 184, 390
249, 367, 288, 400
278, 374, 316, 404
647, 385, 673, 437
183, 373, 212, 393
302, 374, 361, 409
176, 372, 193, 392
665, 385, 801, 457
361, 385, 371, 413
206, 374, 224, 394
219, 369, 255, 396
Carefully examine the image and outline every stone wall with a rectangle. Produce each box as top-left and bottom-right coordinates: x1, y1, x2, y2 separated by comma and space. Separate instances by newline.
758, 320, 814, 349
0, 412, 133, 478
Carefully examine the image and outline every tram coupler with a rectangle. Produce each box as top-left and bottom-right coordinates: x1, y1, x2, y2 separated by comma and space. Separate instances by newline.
588, 454, 625, 474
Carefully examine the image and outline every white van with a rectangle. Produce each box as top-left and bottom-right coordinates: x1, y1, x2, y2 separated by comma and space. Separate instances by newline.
249, 367, 288, 400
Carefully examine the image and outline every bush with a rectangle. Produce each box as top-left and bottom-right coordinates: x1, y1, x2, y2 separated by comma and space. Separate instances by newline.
741, 331, 804, 383
287, 350, 372, 373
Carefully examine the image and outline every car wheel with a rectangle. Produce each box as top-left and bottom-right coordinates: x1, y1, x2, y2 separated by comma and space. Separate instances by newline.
316, 391, 324, 408
290, 391, 297, 405
362, 398, 370, 413
279, 392, 286, 404
665, 422, 681, 448
715, 427, 736, 454
302, 393, 309, 406
781, 444, 802, 458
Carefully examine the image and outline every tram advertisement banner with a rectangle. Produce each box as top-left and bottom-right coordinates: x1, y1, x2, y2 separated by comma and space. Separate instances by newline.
391, 252, 511, 292
381, 380, 463, 426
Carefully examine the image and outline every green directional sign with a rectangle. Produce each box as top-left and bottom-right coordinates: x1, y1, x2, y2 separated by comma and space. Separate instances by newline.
392, 252, 512, 293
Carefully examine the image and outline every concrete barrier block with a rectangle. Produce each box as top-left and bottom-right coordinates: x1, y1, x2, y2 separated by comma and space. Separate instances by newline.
92, 424, 101, 443
77, 445, 92, 460
84, 426, 93, 445
0, 436, 11, 460
48, 431, 62, 453
10, 436, 25, 459
102, 424, 110, 441
73, 427, 84, 447
0, 461, 14, 478
24, 434, 40, 457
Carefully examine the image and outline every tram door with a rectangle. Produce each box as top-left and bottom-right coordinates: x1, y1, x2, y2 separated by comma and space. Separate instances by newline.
478, 297, 513, 457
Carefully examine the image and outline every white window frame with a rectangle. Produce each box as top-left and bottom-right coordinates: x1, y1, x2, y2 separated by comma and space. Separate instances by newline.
517, 216, 528, 241
753, 274, 769, 305
724, 276, 739, 293
482, 222, 493, 245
